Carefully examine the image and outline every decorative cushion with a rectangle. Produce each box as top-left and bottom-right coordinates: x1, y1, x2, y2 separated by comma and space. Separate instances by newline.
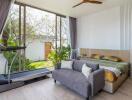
82, 64, 92, 78
73, 60, 88, 72
102, 56, 122, 62
86, 62, 99, 72
91, 54, 104, 60
61, 60, 73, 69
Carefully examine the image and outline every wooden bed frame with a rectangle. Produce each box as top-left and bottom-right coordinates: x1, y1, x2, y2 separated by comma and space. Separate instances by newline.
80, 48, 130, 62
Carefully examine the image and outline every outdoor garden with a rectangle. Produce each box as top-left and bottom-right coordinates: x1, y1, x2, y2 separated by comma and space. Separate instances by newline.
0, 4, 70, 73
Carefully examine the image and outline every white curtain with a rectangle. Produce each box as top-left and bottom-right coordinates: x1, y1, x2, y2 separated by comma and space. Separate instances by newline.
120, 0, 132, 76
130, 0, 132, 77
120, 0, 132, 50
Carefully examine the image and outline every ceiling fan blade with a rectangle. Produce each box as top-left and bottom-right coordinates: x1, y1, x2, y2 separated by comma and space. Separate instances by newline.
88, 0, 103, 4
73, 2, 84, 8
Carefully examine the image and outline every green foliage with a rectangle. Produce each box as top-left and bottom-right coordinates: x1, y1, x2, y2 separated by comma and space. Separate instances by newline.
28, 61, 53, 69
7, 37, 18, 46
48, 45, 71, 66
3, 51, 19, 72
3, 51, 33, 73
25, 59, 35, 71
1, 5, 36, 72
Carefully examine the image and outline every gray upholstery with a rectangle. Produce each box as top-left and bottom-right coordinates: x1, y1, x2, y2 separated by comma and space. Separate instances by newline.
52, 69, 91, 97
88, 69, 105, 96
86, 62, 99, 72
52, 60, 105, 98
73, 60, 88, 72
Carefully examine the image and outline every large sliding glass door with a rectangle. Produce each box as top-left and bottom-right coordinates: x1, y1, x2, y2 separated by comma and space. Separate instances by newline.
3, 2, 69, 73
26, 6, 56, 61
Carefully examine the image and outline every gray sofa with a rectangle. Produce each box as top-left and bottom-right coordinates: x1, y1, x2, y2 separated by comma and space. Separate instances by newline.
52, 60, 105, 100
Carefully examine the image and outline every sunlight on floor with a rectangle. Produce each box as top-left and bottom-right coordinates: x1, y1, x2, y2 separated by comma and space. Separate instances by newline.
29, 61, 53, 69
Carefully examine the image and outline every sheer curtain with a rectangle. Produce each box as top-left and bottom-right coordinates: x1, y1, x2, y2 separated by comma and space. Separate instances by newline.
129, 0, 132, 77
0, 0, 14, 36
0, 0, 14, 74
120, 0, 132, 76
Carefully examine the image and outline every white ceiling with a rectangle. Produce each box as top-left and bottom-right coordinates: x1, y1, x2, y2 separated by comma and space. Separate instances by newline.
16, 0, 123, 18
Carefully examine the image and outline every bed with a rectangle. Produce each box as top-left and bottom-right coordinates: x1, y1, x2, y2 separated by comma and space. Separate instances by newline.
86, 59, 129, 93
79, 48, 130, 93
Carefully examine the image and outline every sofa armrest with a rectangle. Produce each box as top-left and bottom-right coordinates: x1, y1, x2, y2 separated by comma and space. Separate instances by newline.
89, 69, 105, 96
55, 63, 61, 69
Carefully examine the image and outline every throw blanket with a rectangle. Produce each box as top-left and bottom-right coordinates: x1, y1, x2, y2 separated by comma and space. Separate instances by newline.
100, 66, 121, 82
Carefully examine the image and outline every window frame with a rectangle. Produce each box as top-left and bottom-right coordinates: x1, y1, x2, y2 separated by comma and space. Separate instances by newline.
4, 2, 69, 72
15, 2, 67, 50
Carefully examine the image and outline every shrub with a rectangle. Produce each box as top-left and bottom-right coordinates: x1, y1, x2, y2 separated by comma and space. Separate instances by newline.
48, 45, 71, 66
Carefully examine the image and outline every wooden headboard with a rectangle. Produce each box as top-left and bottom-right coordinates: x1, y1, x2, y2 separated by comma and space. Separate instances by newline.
80, 48, 130, 62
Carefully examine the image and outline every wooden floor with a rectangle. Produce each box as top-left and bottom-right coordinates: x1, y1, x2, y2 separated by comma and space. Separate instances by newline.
0, 77, 132, 100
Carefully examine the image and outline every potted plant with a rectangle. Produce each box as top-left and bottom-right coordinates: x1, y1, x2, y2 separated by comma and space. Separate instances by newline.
48, 45, 71, 66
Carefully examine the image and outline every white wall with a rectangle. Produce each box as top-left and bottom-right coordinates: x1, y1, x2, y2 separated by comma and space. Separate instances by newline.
77, 6, 121, 50
26, 39, 45, 61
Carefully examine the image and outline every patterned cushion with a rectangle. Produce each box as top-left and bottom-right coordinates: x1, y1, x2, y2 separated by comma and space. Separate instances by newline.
102, 56, 122, 62
91, 54, 104, 60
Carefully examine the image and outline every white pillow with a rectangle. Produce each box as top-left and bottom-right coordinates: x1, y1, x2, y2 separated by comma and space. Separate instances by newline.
61, 60, 73, 69
100, 65, 121, 77
82, 64, 92, 78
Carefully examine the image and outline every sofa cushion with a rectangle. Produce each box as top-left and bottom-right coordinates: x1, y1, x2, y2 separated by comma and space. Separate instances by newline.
82, 64, 92, 78
86, 62, 99, 72
73, 60, 88, 72
61, 60, 73, 69
52, 69, 91, 97
52, 69, 75, 85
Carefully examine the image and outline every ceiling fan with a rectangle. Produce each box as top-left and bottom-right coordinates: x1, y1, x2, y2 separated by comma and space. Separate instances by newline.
73, 0, 103, 8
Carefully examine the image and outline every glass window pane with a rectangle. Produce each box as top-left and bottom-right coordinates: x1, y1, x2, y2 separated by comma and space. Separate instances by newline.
3, 4, 19, 47
57, 16, 61, 48
2, 3, 69, 73
25, 7, 56, 70
2, 4, 22, 73
61, 18, 69, 47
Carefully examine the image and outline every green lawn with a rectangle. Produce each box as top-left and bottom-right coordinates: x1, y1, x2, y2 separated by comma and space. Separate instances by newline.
29, 61, 53, 69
